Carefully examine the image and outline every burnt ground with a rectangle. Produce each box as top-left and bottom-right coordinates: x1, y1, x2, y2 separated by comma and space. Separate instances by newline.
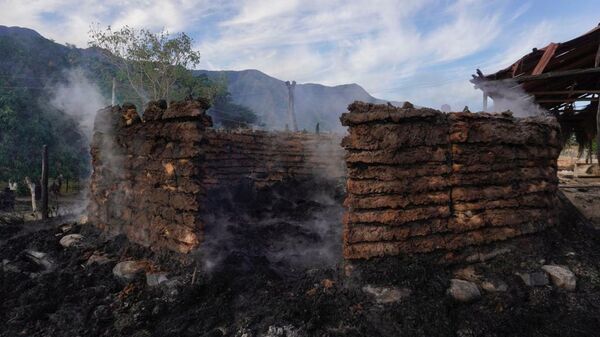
2, 181, 600, 337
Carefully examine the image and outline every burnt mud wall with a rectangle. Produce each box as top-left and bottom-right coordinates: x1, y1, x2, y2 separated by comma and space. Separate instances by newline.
88, 100, 344, 254
203, 130, 344, 189
88, 101, 212, 253
341, 102, 561, 259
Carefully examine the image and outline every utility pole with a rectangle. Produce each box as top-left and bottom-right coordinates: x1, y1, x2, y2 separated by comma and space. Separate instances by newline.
111, 77, 116, 106
285, 80, 298, 131
41, 145, 48, 220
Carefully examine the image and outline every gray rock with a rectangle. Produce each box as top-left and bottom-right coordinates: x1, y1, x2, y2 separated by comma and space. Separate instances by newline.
466, 247, 512, 263
447, 279, 481, 302
112, 260, 149, 281
146, 272, 169, 287
59, 234, 84, 248
24, 250, 55, 272
86, 252, 113, 266
264, 325, 300, 337
517, 272, 549, 287
362, 285, 412, 304
542, 265, 577, 291
481, 279, 508, 292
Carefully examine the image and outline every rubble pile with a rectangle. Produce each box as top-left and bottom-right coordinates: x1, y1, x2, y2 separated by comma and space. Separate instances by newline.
341, 102, 561, 259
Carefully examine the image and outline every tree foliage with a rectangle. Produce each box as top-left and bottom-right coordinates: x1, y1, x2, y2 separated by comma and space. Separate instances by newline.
89, 25, 201, 105
210, 92, 259, 129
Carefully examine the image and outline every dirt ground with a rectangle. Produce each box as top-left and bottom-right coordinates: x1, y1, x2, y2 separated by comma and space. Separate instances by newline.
1, 181, 600, 337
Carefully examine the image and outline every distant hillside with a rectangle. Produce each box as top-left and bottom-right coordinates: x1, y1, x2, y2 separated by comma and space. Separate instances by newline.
195, 69, 403, 132
0, 25, 114, 181
0, 25, 403, 180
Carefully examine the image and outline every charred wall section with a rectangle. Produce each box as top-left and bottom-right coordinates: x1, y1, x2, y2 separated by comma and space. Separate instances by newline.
341, 102, 561, 259
88, 101, 344, 254
88, 101, 212, 253
203, 130, 344, 189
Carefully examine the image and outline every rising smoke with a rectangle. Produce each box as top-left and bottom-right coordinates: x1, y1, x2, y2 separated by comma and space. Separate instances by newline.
49, 68, 109, 141
46, 68, 110, 215
483, 80, 546, 117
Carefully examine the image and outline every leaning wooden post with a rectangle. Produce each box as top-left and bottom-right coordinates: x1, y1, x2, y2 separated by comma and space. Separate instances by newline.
111, 77, 116, 106
483, 91, 488, 112
595, 42, 600, 163
41, 145, 49, 219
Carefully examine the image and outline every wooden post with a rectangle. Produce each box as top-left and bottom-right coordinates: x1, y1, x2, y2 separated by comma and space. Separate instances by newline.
483, 92, 488, 112
24, 177, 37, 214
41, 145, 48, 220
594, 43, 600, 162
596, 96, 600, 163
111, 77, 116, 106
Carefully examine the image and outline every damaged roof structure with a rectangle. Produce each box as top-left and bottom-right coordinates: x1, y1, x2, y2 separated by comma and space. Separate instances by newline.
471, 24, 600, 158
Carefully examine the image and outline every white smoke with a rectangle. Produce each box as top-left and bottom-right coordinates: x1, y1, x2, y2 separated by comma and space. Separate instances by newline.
45, 68, 110, 216
49, 68, 108, 141
483, 80, 545, 117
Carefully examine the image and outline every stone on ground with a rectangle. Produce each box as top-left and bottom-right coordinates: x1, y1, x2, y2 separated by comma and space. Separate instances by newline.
113, 260, 149, 281
481, 279, 508, 292
146, 272, 169, 287
542, 265, 577, 291
86, 252, 113, 266
59, 234, 84, 248
447, 279, 481, 302
363, 285, 412, 304
517, 272, 549, 287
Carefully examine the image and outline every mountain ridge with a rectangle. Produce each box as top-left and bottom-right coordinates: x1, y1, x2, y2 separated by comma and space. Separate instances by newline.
195, 69, 402, 131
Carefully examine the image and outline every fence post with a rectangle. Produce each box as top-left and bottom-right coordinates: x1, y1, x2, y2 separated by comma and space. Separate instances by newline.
41, 145, 48, 219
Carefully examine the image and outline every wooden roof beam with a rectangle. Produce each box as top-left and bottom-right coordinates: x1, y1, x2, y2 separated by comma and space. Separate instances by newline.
515, 67, 600, 82
532, 43, 558, 75
532, 90, 600, 96
537, 97, 598, 103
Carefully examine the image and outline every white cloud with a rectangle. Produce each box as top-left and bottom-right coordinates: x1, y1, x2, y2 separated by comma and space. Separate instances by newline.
0, 0, 216, 47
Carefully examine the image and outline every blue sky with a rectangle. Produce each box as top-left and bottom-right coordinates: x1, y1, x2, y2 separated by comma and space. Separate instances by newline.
1, 0, 598, 110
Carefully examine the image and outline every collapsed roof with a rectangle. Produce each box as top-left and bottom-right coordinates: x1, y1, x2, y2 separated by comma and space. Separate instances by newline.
471, 24, 600, 151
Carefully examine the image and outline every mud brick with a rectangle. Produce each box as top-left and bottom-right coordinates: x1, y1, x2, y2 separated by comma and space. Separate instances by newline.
343, 241, 412, 259
344, 192, 450, 210
346, 176, 449, 195
345, 146, 447, 165
347, 164, 451, 181
344, 218, 448, 243
169, 193, 201, 211
161, 100, 207, 120
341, 122, 448, 150
447, 208, 548, 232
344, 206, 451, 226
451, 181, 556, 202
450, 167, 557, 186
451, 144, 560, 164
453, 193, 555, 211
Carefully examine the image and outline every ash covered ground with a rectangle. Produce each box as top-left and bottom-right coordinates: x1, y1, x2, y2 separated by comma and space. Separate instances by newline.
1, 180, 600, 337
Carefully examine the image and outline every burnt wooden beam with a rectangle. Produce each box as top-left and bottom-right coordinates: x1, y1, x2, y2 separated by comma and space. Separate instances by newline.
532, 43, 558, 75
537, 97, 598, 103
532, 90, 600, 96
514, 67, 600, 82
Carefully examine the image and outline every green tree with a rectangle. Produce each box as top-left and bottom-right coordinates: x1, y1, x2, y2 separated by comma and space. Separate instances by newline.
88, 25, 201, 105
210, 92, 259, 129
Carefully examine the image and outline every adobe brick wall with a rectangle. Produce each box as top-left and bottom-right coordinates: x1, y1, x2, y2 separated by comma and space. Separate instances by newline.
88, 100, 344, 253
341, 102, 561, 259
88, 101, 212, 253
203, 130, 344, 188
